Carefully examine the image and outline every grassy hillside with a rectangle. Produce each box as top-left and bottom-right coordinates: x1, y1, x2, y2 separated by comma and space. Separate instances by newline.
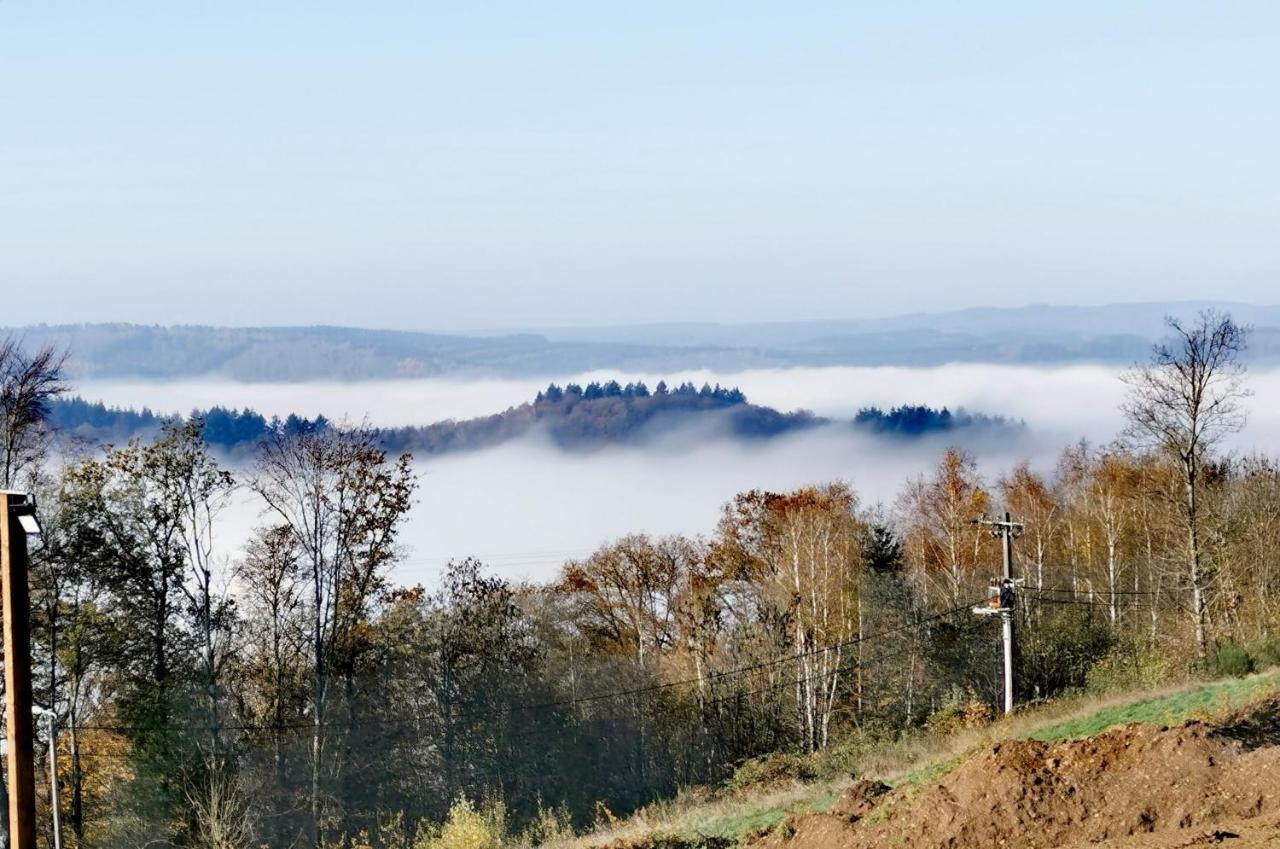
560, 669, 1280, 848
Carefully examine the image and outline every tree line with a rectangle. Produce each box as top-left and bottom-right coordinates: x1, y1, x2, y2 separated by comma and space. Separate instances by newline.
853, 404, 1016, 436
49, 398, 325, 457
50, 384, 1013, 461
0, 311, 1275, 849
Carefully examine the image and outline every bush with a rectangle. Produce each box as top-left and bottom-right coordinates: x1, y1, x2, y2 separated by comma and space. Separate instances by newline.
416, 797, 506, 849
924, 686, 993, 736
810, 733, 874, 781
1212, 642, 1256, 678
1085, 642, 1180, 694
376, 812, 413, 849
520, 800, 574, 847
726, 752, 816, 793
1018, 607, 1115, 699
1250, 637, 1280, 669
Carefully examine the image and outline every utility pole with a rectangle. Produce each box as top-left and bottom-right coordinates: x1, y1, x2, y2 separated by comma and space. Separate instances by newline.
34, 711, 60, 849
972, 511, 1024, 715
1, 492, 40, 849
47, 714, 61, 849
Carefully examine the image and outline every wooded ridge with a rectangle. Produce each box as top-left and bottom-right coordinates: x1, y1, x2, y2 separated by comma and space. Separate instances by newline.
48, 382, 1019, 456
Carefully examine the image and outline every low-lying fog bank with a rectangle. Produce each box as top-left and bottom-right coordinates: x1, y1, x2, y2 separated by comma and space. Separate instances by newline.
74, 364, 1129, 429
73, 364, 1280, 585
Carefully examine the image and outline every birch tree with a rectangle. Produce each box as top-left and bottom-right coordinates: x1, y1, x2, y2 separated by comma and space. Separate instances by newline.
910, 449, 992, 607
715, 484, 863, 751
1122, 310, 1250, 657
999, 462, 1060, 595
1089, 451, 1138, 625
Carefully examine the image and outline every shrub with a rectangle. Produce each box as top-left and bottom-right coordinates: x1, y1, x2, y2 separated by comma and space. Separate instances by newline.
520, 800, 574, 847
1250, 637, 1280, 669
1085, 641, 1180, 694
811, 733, 873, 780
726, 752, 816, 793
378, 812, 412, 849
1212, 642, 1256, 678
924, 686, 993, 736
592, 801, 618, 831
1018, 607, 1115, 699
416, 797, 506, 849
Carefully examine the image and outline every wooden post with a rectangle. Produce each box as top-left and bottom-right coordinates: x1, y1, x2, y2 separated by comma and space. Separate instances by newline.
1, 491, 37, 849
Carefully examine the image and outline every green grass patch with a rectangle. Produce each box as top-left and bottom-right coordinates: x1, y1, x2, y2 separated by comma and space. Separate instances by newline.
1029, 670, 1280, 743
696, 787, 839, 843
893, 753, 965, 788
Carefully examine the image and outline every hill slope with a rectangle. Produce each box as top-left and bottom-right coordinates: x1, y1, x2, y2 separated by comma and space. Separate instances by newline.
770, 708, 1280, 849
564, 672, 1280, 849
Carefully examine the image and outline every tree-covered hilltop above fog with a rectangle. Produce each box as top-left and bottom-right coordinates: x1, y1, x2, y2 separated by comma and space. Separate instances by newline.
383, 380, 812, 454
48, 381, 1020, 456
50, 397, 324, 454
853, 404, 1013, 435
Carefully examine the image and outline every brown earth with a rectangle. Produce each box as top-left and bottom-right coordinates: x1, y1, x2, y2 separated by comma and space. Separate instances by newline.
758, 698, 1280, 849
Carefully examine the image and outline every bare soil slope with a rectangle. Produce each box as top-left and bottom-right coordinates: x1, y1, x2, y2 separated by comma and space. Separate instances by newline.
760, 698, 1280, 849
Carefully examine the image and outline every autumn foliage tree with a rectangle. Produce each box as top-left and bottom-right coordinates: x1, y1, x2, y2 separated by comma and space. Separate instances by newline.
900, 449, 994, 607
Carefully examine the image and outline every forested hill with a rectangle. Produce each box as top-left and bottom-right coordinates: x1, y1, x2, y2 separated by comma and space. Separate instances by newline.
381, 381, 814, 454
49, 382, 1019, 456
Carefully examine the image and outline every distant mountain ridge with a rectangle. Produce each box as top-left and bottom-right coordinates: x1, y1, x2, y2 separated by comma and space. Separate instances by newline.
532, 301, 1280, 346
9, 301, 1278, 381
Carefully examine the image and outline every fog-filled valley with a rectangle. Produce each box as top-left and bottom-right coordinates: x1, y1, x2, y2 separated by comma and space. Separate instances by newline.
61, 363, 1280, 584
11, 0, 1280, 842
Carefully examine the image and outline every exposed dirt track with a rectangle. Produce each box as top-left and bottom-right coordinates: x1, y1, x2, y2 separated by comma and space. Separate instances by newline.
758, 698, 1280, 849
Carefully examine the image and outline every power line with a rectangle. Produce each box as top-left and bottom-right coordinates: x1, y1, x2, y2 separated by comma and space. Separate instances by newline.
70, 606, 991, 762
1021, 587, 1188, 612
1024, 584, 1165, 597
65, 585, 1194, 740
69, 598, 985, 736
1025, 596, 1159, 609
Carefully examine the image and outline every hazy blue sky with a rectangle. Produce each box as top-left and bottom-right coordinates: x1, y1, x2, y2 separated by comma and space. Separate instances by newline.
2, 2, 1277, 330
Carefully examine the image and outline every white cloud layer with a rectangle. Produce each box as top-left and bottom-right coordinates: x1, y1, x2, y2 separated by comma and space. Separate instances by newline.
73, 365, 1280, 585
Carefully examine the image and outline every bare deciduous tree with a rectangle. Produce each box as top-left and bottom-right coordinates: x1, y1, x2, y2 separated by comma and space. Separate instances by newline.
250, 423, 416, 847
0, 338, 68, 487
1122, 310, 1250, 657
186, 768, 254, 849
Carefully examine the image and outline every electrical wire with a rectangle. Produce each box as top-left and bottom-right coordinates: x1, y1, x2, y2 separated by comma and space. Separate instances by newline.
68, 598, 987, 736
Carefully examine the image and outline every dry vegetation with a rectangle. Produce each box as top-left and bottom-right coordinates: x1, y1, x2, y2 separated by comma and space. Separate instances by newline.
551, 669, 1280, 849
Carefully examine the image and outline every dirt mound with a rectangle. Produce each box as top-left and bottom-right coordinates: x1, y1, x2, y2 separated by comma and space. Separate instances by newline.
1058, 812, 1280, 848
768, 699, 1280, 849
828, 779, 891, 823
604, 834, 733, 849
